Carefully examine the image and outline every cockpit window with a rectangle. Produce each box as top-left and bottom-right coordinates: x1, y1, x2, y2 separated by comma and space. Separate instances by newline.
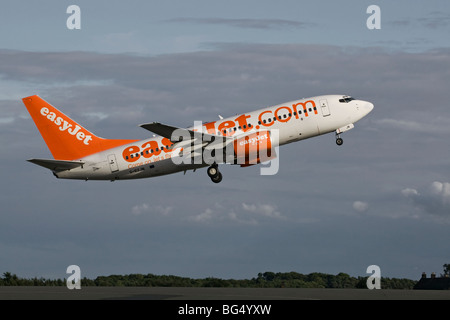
339, 96, 355, 103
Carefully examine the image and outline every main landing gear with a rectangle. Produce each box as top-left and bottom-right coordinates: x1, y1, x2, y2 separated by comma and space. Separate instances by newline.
207, 164, 222, 183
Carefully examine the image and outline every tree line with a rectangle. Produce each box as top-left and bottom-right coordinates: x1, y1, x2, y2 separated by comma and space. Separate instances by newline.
0, 271, 417, 289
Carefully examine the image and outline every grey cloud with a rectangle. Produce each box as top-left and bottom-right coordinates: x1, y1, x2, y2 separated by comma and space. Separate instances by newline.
375, 118, 450, 135
186, 202, 283, 225
391, 12, 450, 29
353, 201, 369, 213
242, 203, 282, 219
418, 11, 450, 29
131, 204, 173, 216
3, 44, 450, 279
390, 20, 411, 28
4, 44, 450, 121
166, 17, 310, 30
402, 181, 450, 221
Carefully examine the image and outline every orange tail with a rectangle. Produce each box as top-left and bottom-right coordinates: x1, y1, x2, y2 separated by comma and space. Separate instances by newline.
23, 95, 138, 160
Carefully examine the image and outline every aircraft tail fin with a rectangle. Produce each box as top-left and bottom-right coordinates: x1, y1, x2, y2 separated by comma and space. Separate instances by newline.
23, 95, 138, 160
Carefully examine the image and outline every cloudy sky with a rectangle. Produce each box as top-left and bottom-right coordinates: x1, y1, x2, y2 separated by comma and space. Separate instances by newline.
1, 0, 450, 282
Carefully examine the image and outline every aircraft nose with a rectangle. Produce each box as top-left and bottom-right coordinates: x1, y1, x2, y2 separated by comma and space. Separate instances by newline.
362, 101, 374, 115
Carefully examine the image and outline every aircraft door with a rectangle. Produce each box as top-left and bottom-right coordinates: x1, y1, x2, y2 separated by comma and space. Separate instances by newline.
108, 154, 119, 173
319, 99, 331, 117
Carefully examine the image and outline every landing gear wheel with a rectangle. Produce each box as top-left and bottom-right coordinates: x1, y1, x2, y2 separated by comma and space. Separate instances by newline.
336, 137, 343, 146
211, 172, 223, 183
207, 165, 219, 178
207, 164, 222, 183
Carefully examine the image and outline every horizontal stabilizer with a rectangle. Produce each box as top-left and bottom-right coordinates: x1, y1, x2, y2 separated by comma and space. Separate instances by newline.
28, 158, 85, 172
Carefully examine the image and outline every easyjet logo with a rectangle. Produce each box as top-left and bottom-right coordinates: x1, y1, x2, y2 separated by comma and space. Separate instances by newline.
239, 132, 268, 146
201, 100, 318, 137
40, 107, 93, 145
122, 137, 173, 165
121, 99, 316, 167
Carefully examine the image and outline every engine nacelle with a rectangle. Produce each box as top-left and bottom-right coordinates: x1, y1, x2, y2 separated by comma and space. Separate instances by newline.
233, 130, 276, 166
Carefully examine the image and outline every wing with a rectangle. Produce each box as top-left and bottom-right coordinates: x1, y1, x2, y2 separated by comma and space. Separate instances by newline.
140, 122, 222, 143
140, 122, 230, 162
140, 122, 277, 166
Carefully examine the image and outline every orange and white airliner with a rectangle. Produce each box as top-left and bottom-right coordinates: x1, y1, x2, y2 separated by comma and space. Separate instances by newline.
23, 94, 373, 183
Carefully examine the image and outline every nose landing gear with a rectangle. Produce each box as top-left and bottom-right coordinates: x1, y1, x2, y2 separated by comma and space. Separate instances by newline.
336, 134, 343, 146
207, 164, 222, 183
335, 123, 354, 146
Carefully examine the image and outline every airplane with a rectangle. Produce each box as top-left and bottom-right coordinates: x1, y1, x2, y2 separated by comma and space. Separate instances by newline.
22, 94, 373, 183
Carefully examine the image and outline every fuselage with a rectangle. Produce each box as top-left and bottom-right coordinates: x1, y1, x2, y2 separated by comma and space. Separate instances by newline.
54, 94, 373, 181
